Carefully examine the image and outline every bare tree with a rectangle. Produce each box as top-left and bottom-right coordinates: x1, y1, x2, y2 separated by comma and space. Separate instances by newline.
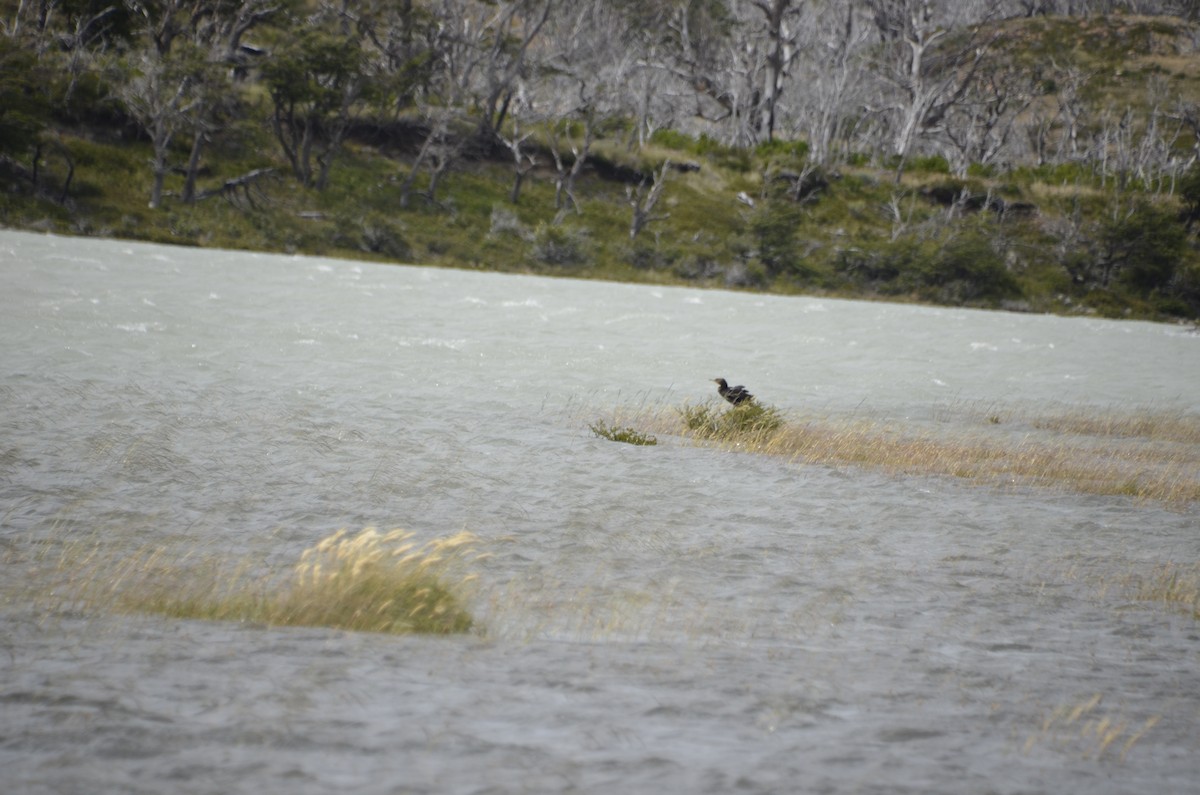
396, 0, 498, 207
120, 45, 205, 208
500, 89, 538, 204
262, 27, 369, 190
746, 0, 805, 142
864, 0, 997, 181
794, 0, 870, 166
473, 0, 555, 142
548, 106, 595, 219
940, 57, 1039, 175
627, 159, 672, 239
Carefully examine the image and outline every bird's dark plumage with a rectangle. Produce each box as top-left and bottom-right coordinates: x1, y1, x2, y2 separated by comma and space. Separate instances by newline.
713, 377, 754, 405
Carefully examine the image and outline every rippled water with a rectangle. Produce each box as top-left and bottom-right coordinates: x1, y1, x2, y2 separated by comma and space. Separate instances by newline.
2, 229, 1198, 794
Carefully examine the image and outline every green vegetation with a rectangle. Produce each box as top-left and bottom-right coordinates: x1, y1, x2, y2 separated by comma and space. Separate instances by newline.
2, 8, 1200, 321
36, 528, 480, 635
590, 419, 658, 446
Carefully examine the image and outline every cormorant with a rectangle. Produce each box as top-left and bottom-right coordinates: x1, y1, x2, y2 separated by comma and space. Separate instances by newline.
713, 377, 754, 405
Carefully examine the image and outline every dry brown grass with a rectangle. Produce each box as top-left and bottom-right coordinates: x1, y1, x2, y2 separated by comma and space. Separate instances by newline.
31, 527, 481, 635
604, 401, 1200, 505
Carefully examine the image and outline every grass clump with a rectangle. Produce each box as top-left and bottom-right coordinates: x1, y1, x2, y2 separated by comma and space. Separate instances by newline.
46, 527, 480, 635
590, 419, 657, 446
679, 400, 786, 443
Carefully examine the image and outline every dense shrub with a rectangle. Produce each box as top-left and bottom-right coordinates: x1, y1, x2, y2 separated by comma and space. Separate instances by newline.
756, 139, 809, 160
920, 233, 1022, 303
532, 223, 590, 266
748, 200, 807, 278
835, 237, 928, 291
1176, 161, 1200, 230
1098, 202, 1185, 294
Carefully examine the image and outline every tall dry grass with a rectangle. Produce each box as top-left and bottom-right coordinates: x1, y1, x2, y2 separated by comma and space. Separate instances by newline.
599, 400, 1200, 505
34, 527, 481, 635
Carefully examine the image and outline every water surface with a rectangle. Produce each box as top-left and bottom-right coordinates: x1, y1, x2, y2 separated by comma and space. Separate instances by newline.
2, 230, 1198, 794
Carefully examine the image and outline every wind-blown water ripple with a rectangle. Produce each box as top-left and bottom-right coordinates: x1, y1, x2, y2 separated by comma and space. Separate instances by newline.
1, 230, 1198, 794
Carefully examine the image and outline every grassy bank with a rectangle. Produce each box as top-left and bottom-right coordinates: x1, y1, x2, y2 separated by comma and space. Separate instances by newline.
6, 123, 1200, 323
5, 12, 1200, 320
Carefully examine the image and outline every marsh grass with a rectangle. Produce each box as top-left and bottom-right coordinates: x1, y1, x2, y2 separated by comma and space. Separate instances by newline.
604, 400, 1200, 505
1029, 408, 1200, 444
38, 527, 480, 635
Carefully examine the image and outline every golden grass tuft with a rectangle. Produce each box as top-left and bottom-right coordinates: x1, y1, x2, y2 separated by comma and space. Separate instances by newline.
604, 401, 1200, 505
40, 527, 480, 635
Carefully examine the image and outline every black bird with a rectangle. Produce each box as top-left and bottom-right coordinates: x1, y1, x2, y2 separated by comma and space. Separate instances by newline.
713, 377, 754, 406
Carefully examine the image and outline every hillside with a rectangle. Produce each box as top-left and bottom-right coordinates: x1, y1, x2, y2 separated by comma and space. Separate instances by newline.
2, 6, 1200, 322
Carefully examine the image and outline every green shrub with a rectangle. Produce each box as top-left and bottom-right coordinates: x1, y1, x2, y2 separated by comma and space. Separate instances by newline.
894, 154, 951, 175
333, 211, 410, 259
756, 138, 809, 160
1178, 161, 1200, 229
920, 232, 1022, 303
748, 200, 806, 277
1099, 201, 1185, 294
835, 237, 927, 291
625, 238, 678, 270
649, 128, 696, 151
532, 223, 590, 267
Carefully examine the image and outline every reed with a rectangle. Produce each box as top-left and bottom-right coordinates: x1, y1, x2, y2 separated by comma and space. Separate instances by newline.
40, 527, 479, 635
610, 401, 1200, 505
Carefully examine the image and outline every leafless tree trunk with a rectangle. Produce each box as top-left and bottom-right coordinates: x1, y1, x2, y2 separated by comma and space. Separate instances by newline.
120, 49, 198, 209
941, 61, 1037, 176
797, 0, 869, 166
627, 160, 672, 239
501, 101, 537, 204
474, 0, 555, 141
748, 0, 805, 143
548, 111, 594, 219
864, 0, 997, 181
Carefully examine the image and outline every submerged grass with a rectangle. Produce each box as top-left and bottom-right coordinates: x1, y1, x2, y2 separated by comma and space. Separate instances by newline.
38, 527, 480, 635
1135, 563, 1200, 619
609, 400, 1200, 505
1025, 693, 1162, 761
